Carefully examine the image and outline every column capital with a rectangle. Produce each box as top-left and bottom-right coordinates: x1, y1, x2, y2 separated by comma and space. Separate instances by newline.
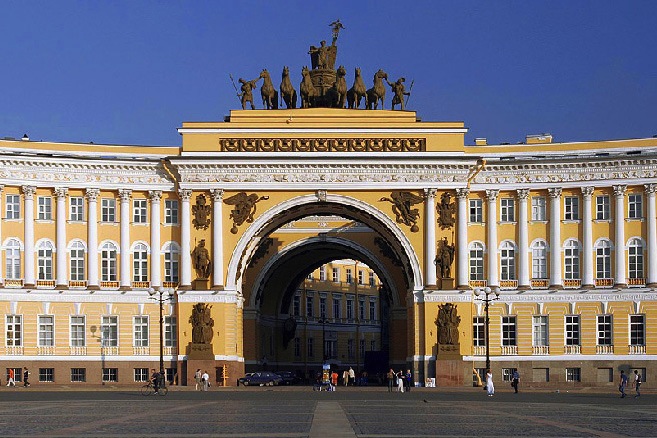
211, 189, 225, 202
516, 188, 530, 200
645, 184, 657, 195
118, 189, 132, 201
612, 184, 627, 197
455, 188, 470, 199
178, 188, 193, 201
485, 189, 498, 201
54, 187, 69, 199
547, 187, 562, 199
0, 184, 4, 193
148, 190, 162, 202
21, 185, 36, 199
581, 186, 594, 198
85, 188, 100, 201
423, 188, 437, 200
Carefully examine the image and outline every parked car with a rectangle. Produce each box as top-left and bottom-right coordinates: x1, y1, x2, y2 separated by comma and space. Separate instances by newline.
277, 371, 301, 385
238, 371, 283, 387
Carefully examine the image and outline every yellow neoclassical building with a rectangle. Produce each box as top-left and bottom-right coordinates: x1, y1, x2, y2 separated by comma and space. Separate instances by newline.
0, 108, 655, 388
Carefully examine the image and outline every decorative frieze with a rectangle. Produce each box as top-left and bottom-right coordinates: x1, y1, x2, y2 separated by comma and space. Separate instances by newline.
220, 137, 425, 153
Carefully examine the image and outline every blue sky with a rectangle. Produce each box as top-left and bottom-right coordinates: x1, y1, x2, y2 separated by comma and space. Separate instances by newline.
1, 0, 655, 146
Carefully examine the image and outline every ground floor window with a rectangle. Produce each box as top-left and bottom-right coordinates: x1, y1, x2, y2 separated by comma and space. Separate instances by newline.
71, 368, 86, 382
102, 368, 118, 382
6, 368, 22, 383
134, 368, 149, 382
597, 368, 613, 383
166, 367, 177, 384
502, 368, 516, 382
566, 368, 581, 382
39, 368, 54, 382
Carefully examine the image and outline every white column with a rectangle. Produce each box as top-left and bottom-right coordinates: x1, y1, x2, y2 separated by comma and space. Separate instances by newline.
212, 189, 224, 289
0, 185, 4, 285
179, 189, 192, 289
54, 188, 68, 289
613, 185, 627, 288
456, 188, 469, 289
22, 185, 36, 287
548, 187, 563, 289
485, 189, 499, 288
581, 187, 595, 288
424, 188, 437, 287
149, 190, 162, 288
646, 184, 657, 287
118, 189, 132, 290
86, 188, 100, 290
517, 189, 530, 289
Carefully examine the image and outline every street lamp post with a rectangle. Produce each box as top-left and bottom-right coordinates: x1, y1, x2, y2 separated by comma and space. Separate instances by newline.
473, 287, 500, 372
148, 287, 176, 382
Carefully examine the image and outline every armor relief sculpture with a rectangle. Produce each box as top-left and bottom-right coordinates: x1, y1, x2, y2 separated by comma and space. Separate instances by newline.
192, 193, 212, 230
224, 192, 270, 234
379, 191, 423, 232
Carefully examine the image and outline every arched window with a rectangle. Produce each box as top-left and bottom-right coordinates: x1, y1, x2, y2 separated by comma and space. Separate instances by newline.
69, 241, 86, 281
531, 240, 548, 279
5, 239, 22, 280
564, 239, 580, 280
595, 239, 612, 279
132, 243, 148, 282
469, 242, 484, 281
627, 238, 644, 279
500, 241, 516, 280
163, 242, 180, 283
36, 241, 54, 280
100, 242, 118, 282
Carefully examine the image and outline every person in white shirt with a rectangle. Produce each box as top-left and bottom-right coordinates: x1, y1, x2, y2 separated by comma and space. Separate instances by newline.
201, 370, 210, 391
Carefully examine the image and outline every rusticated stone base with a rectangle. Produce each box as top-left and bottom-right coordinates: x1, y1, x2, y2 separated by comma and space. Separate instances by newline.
435, 343, 463, 387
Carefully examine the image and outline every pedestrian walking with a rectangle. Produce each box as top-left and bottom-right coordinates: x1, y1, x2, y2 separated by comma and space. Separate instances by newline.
405, 369, 412, 393
331, 370, 338, 390
202, 370, 210, 391
511, 369, 520, 393
348, 367, 355, 386
386, 369, 395, 392
22, 367, 30, 387
633, 370, 642, 398
396, 370, 404, 393
486, 369, 494, 396
342, 369, 349, 386
194, 369, 202, 391
6, 368, 16, 387
619, 370, 628, 398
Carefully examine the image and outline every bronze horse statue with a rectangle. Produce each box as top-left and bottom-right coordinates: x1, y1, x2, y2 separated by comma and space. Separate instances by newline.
366, 69, 388, 110
279, 66, 297, 109
259, 69, 278, 110
326, 65, 347, 108
347, 67, 367, 109
300, 66, 318, 108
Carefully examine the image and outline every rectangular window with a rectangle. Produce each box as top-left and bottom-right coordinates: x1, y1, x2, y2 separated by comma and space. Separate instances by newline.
565, 315, 580, 346
358, 270, 364, 285
319, 297, 327, 319
333, 298, 341, 319
319, 265, 326, 281
500, 198, 515, 222
469, 199, 483, 223
346, 299, 354, 320
630, 315, 645, 346
346, 268, 353, 284
502, 368, 516, 382
307, 272, 313, 280
70, 316, 85, 347
164, 250, 179, 283
370, 340, 376, 351
133, 199, 147, 223
70, 244, 85, 281
473, 316, 485, 346
37, 196, 52, 220
164, 316, 177, 348
6, 315, 22, 346
597, 315, 612, 346
628, 194, 643, 219
566, 368, 581, 382
101, 316, 118, 347
293, 294, 301, 317
133, 316, 149, 347
564, 196, 579, 220
369, 301, 376, 321
347, 339, 355, 359
531, 196, 546, 221
102, 368, 118, 382
305, 295, 314, 318
369, 272, 375, 286
502, 316, 517, 346
38, 315, 54, 347
596, 195, 610, 220
6, 194, 20, 219
332, 268, 339, 282
294, 337, 301, 358
164, 200, 178, 224
101, 198, 116, 223
70, 196, 84, 221
39, 368, 55, 382
307, 337, 314, 357
134, 368, 149, 382
469, 244, 484, 280
532, 315, 549, 346
359, 339, 365, 358
358, 300, 365, 320
71, 368, 86, 382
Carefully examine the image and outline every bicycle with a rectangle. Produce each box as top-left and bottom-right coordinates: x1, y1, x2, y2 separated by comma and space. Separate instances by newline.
140, 381, 168, 396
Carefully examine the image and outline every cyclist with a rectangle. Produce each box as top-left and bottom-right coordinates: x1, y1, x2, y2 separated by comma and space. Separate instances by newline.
151, 369, 161, 394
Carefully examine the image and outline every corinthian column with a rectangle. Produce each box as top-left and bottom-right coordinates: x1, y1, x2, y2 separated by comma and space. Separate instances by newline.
456, 188, 470, 289
548, 187, 563, 289
581, 187, 595, 288
54, 187, 69, 289
613, 185, 627, 288
149, 190, 162, 288
118, 189, 132, 290
646, 184, 657, 287
212, 189, 225, 289
424, 188, 437, 288
486, 189, 499, 289
86, 188, 100, 290
179, 189, 192, 290
517, 189, 530, 289
22, 186, 36, 287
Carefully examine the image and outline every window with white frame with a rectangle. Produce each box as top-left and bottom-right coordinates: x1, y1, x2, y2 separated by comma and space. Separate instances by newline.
132, 243, 148, 282
101, 316, 118, 347
307, 337, 314, 357
469, 199, 483, 223
469, 242, 484, 280
164, 199, 178, 224
70, 241, 85, 281
359, 299, 365, 320
101, 198, 115, 223
500, 241, 516, 280
564, 240, 580, 280
38, 196, 52, 220
134, 368, 149, 382
628, 238, 644, 279
70, 316, 85, 347
39, 368, 55, 382
163, 243, 180, 283
319, 265, 326, 281
346, 298, 354, 320
369, 301, 376, 321
38, 315, 55, 347
596, 195, 610, 220
566, 368, 581, 382
319, 297, 327, 319
5, 194, 20, 219
531, 196, 546, 221
133, 199, 147, 223
293, 294, 300, 316
37, 241, 54, 280
294, 337, 301, 357
332, 267, 339, 282
630, 315, 645, 346
595, 240, 612, 279
5, 239, 21, 280
358, 270, 364, 284
306, 271, 313, 280
333, 297, 341, 319
71, 368, 86, 382
597, 315, 612, 346
628, 194, 643, 219
6, 315, 22, 346
346, 268, 353, 284
100, 242, 118, 282
70, 196, 84, 221
500, 198, 515, 222
102, 368, 118, 382
532, 315, 549, 346
564, 196, 579, 220
502, 316, 517, 346
531, 240, 548, 279
369, 271, 375, 286
473, 316, 485, 346
133, 316, 149, 347
164, 316, 176, 348
347, 339, 354, 359
565, 315, 580, 346
305, 294, 314, 317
